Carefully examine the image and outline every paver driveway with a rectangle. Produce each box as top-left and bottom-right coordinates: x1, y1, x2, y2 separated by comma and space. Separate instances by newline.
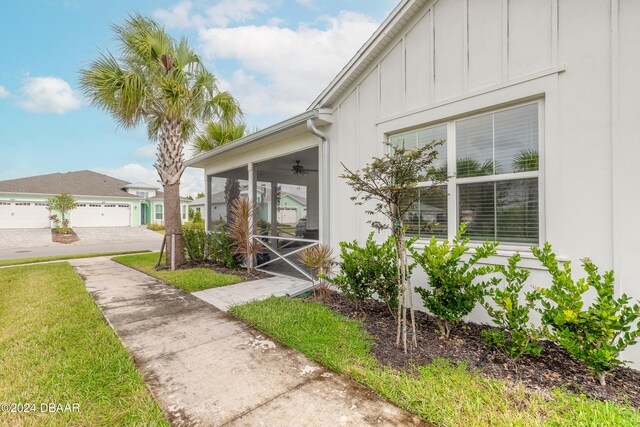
0, 226, 163, 260
73, 226, 162, 243
0, 229, 54, 250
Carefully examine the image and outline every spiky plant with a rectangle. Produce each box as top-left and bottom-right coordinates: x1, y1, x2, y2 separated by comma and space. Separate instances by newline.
298, 245, 334, 298
228, 197, 261, 273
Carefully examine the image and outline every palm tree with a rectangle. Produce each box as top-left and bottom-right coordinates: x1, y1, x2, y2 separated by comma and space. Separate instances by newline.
192, 121, 247, 155
80, 14, 241, 266
192, 121, 248, 224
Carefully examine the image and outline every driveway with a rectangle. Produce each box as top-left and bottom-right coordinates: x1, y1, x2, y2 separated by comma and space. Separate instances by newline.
73, 227, 162, 243
0, 229, 54, 250
0, 226, 163, 260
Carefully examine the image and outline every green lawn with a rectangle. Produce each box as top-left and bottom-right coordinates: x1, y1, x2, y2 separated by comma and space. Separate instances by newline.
231, 297, 640, 427
112, 252, 242, 292
0, 250, 152, 268
0, 263, 169, 426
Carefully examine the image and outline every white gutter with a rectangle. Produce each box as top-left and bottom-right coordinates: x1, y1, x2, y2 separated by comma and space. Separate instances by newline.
306, 118, 331, 246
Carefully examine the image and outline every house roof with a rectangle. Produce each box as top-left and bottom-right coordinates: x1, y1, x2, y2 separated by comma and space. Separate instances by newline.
0, 170, 189, 202
281, 192, 307, 206
123, 182, 159, 190
190, 197, 206, 206
0, 170, 139, 198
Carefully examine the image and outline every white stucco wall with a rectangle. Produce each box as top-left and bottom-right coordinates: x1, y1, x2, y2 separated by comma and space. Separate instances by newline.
322, 0, 640, 364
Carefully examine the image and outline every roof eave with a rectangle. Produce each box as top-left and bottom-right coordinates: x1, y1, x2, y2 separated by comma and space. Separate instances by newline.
186, 109, 331, 169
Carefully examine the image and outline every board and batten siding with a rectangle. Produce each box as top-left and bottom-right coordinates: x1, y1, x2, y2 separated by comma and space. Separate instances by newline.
326, 0, 640, 364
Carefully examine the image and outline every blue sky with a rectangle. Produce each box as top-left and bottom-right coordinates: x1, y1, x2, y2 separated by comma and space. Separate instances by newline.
0, 0, 396, 195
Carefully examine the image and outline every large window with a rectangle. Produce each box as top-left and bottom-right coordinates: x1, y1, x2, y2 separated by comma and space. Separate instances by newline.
389, 103, 540, 246
155, 204, 163, 220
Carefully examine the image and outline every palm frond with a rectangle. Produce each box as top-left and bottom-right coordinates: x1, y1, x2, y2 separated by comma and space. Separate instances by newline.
191, 122, 247, 155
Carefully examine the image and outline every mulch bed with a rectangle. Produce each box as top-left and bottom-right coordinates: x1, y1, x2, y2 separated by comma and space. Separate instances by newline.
51, 228, 79, 244
317, 290, 640, 407
176, 261, 272, 282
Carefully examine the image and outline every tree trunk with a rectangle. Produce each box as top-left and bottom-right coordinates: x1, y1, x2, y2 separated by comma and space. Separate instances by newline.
393, 215, 416, 353
155, 117, 186, 267
163, 182, 185, 267
597, 372, 606, 386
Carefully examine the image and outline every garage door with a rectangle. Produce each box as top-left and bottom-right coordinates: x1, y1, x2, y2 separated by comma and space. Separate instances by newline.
277, 207, 297, 225
72, 203, 131, 227
0, 201, 50, 229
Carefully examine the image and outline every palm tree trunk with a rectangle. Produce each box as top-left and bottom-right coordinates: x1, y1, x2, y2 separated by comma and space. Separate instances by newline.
155, 117, 186, 267
163, 182, 185, 266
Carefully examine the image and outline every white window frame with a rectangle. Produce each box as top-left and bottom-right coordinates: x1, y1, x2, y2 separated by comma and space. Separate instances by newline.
388, 100, 544, 250
155, 204, 163, 220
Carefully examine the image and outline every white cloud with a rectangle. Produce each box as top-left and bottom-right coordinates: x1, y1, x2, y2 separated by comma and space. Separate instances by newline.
0, 85, 10, 98
18, 76, 82, 114
198, 11, 378, 115
95, 163, 204, 197
153, 1, 203, 29
135, 144, 157, 159
154, 0, 269, 29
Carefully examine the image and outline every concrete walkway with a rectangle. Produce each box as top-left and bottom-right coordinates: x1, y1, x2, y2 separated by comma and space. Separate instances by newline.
70, 257, 427, 427
193, 274, 312, 311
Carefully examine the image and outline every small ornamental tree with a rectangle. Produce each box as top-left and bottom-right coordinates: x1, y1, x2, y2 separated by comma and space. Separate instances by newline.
410, 223, 498, 338
532, 243, 640, 386
47, 193, 77, 233
340, 140, 445, 353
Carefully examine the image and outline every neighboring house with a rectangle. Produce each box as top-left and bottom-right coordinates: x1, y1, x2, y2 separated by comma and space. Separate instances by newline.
0, 170, 189, 228
189, 197, 206, 216
187, 0, 640, 364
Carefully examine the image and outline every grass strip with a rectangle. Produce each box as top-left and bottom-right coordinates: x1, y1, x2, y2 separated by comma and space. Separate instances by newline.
0, 263, 169, 426
112, 252, 242, 292
231, 297, 640, 427
0, 250, 152, 267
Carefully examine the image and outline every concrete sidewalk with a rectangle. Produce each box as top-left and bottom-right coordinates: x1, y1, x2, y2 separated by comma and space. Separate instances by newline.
193, 273, 311, 311
70, 257, 427, 427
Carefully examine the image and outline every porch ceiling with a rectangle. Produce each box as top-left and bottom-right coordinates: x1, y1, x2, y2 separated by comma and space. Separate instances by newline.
255, 147, 318, 185
209, 147, 318, 186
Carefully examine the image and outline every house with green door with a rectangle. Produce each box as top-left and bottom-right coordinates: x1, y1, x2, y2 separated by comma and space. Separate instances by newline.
0, 170, 189, 229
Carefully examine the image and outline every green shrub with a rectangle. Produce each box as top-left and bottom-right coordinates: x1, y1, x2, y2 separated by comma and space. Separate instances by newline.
183, 220, 205, 231
209, 228, 242, 269
192, 209, 203, 224
410, 223, 498, 338
481, 253, 543, 359
183, 228, 207, 261
324, 233, 410, 313
532, 243, 640, 385
182, 228, 241, 269
147, 223, 165, 231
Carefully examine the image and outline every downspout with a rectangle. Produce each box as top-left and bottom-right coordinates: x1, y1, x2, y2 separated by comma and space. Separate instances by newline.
306, 117, 330, 246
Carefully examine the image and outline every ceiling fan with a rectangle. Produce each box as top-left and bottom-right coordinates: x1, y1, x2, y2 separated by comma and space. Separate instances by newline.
291, 160, 318, 175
